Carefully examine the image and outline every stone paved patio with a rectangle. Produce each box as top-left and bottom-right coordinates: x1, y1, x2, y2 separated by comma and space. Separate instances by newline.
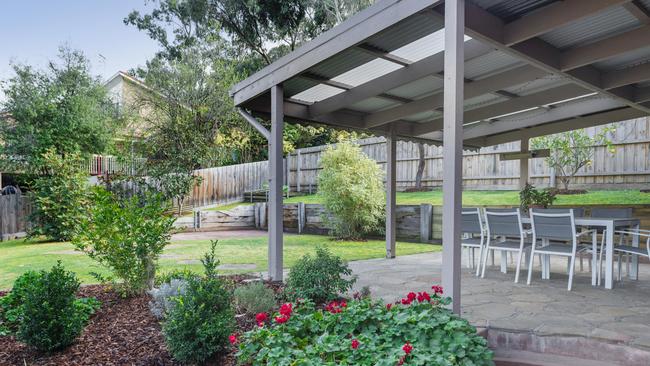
346, 252, 650, 352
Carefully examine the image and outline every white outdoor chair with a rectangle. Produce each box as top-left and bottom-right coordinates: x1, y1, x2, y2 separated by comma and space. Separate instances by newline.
527, 208, 596, 291
461, 208, 485, 276
481, 208, 530, 283
612, 228, 650, 281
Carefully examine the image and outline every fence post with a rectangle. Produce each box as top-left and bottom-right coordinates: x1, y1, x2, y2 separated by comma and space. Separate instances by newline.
420, 204, 433, 243
259, 202, 267, 229
296, 150, 302, 193
194, 210, 201, 231
298, 202, 305, 234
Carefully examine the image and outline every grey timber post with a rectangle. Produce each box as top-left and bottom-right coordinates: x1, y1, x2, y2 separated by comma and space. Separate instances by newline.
268, 85, 284, 281
420, 203, 433, 243
520, 134, 530, 190
386, 126, 397, 258
442, 0, 464, 315
296, 150, 302, 192
298, 202, 306, 234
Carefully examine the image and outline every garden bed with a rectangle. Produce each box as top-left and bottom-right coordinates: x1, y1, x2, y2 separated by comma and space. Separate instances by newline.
0, 276, 283, 366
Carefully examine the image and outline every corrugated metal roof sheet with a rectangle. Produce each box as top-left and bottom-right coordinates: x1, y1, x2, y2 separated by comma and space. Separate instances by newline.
403, 110, 440, 122
465, 51, 523, 80
364, 13, 443, 53
472, 0, 559, 22
308, 48, 376, 80
539, 6, 641, 50
291, 84, 344, 103
331, 58, 403, 87
284, 78, 319, 98
503, 75, 569, 96
464, 94, 508, 110
593, 46, 650, 71
349, 97, 400, 113
385, 76, 444, 100
390, 29, 471, 63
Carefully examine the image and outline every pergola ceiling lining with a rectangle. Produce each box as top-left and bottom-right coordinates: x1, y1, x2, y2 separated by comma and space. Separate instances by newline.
231, 0, 650, 147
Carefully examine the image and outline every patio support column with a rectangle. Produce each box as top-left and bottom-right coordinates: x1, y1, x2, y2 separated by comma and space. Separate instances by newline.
520, 134, 529, 189
268, 84, 284, 281
386, 126, 397, 259
442, 0, 464, 315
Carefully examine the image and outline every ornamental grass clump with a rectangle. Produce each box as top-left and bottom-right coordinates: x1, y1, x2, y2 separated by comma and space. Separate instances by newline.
235, 285, 493, 366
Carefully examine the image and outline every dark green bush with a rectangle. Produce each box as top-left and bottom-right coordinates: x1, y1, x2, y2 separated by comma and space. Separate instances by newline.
519, 183, 557, 212
17, 262, 100, 352
0, 271, 41, 335
286, 246, 356, 304
155, 268, 199, 286
234, 281, 276, 315
73, 187, 176, 296
162, 241, 235, 364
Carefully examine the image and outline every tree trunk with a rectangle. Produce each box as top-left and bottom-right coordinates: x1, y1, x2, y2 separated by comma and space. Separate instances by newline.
415, 143, 426, 189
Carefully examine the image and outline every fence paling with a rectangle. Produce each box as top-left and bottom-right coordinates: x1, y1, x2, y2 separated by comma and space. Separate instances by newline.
0, 194, 30, 241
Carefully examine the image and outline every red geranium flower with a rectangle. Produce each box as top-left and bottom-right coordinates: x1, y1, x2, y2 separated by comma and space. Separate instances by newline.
279, 303, 293, 316
401, 298, 412, 305
340, 300, 347, 308
407, 292, 417, 301
229, 333, 237, 345
431, 285, 443, 295
402, 342, 413, 355
417, 291, 431, 302
275, 314, 290, 324
386, 303, 393, 310
256, 312, 268, 323
351, 339, 360, 349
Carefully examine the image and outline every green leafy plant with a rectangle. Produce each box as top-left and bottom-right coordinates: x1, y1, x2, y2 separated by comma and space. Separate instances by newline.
155, 268, 199, 287
17, 262, 100, 352
519, 183, 557, 212
28, 149, 92, 241
162, 241, 235, 364
73, 187, 176, 296
236, 286, 493, 366
0, 271, 41, 336
531, 127, 615, 191
234, 281, 276, 315
318, 141, 385, 239
286, 246, 356, 304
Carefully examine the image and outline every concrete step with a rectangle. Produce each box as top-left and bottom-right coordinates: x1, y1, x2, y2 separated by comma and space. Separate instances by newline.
494, 349, 622, 366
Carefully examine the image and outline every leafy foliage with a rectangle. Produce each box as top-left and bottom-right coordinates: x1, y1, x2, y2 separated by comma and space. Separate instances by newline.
155, 268, 199, 287
17, 262, 100, 352
286, 246, 356, 304
532, 127, 615, 191
73, 187, 175, 296
318, 142, 385, 239
0, 271, 41, 336
519, 183, 557, 212
236, 289, 493, 366
162, 241, 235, 364
148, 279, 189, 320
28, 149, 92, 241
234, 281, 277, 315
0, 47, 119, 173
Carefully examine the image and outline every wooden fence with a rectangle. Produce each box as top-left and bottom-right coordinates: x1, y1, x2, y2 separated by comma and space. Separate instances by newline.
0, 190, 31, 241
185, 118, 650, 208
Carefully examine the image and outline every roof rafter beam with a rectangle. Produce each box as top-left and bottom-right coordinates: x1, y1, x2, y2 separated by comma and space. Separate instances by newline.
623, 0, 650, 23
602, 62, 650, 89
355, 43, 412, 66
364, 64, 547, 128
502, 0, 630, 46
469, 107, 645, 146
298, 72, 412, 104
308, 39, 492, 117
432, 3, 650, 115
560, 25, 650, 71
413, 84, 591, 135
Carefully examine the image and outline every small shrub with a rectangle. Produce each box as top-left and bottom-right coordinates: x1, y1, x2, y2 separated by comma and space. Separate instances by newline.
162, 241, 235, 364
0, 271, 41, 336
148, 279, 189, 319
234, 281, 276, 315
155, 268, 199, 287
73, 187, 176, 296
318, 141, 385, 239
18, 262, 100, 352
236, 287, 493, 366
286, 246, 356, 304
519, 183, 556, 212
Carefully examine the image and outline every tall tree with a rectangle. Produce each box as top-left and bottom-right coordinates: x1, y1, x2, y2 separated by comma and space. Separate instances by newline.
0, 47, 120, 174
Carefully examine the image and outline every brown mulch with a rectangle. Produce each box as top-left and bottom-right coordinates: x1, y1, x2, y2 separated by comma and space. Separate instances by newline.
0, 277, 285, 366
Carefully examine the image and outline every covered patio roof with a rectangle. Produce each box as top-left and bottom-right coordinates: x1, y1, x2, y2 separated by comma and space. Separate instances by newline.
231, 0, 650, 147
230, 0, 650, 313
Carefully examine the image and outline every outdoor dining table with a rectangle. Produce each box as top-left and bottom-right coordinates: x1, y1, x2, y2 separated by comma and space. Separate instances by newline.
520, 216, 641, 289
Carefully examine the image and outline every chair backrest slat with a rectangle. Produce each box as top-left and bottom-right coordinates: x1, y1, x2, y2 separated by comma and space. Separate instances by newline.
531, 208, 575, 241
538, 208, 585, 217
461, 208, 482, 234
485, 208, 521, 237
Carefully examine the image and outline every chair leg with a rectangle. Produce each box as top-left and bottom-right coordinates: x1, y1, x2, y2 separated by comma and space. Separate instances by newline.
515, 249, 523, 283
491, 251, 495, 266
580, 255, 584, 272
476, 244, 484, 277
568, 254, 576, 291
527, 244, 536, 285
481, 247, 490, 278
618, 253, 622, 281
626, 252, 630, 278
598, 232, 605, 286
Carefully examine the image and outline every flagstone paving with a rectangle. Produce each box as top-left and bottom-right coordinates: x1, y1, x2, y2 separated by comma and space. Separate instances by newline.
346, 252, 650, 351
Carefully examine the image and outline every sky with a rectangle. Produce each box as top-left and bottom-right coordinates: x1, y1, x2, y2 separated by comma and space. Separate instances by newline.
0, 0, 163, 100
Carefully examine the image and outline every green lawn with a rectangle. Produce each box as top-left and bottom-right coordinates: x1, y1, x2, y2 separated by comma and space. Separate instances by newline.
0, 235, 438, 290
284, 189, 650, 206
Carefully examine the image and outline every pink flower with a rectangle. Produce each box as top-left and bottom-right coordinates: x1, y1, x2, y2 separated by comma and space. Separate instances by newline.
351, 339, 360, 350
402, 342, 413, 355
229, 333, 237, 345
275, 314, 290, 324
431, 285, 443, 295
279, 303, 293, 316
